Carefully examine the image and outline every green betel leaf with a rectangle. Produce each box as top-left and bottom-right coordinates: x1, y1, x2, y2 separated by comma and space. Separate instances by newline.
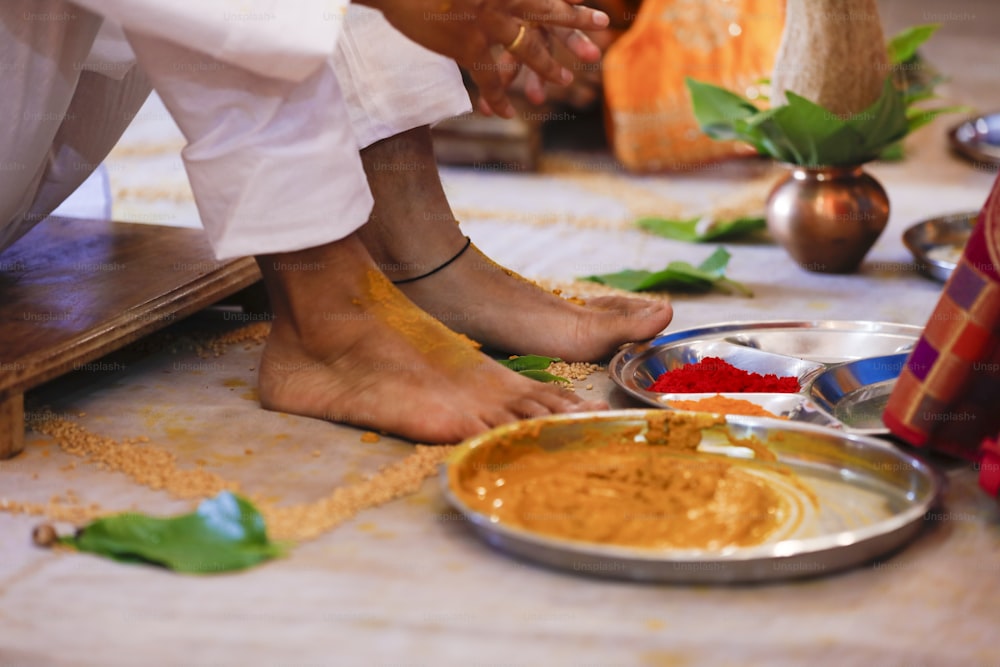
648, 261, 716, 285
686, 78, 761, 140
764, 92, 869, 166
713, 277, 755, 297
846, 76, 910, 159
696, 247, 732, 275
906, 104, 971, 134
637, 217, 702, 242
495, 355, 569, 383
743, 108, 802, 164
638, 216, 765, 243
63, 492, 286, 574
582, 248, 752, 296
887, 24, 940, 64
496, 354, 560, 372
686, 22, 957, 166
878, 141, 905, 161
901, 86, 939, 107
518, 369, 570, 384
582, 268, 664, 292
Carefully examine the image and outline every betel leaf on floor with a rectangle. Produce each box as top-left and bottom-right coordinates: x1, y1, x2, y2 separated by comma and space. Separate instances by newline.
582, 247, 752, 296
517, 369, 571, 383
60, 491, 286, 574
638, 215, 766, 243
496, 354, 569, 383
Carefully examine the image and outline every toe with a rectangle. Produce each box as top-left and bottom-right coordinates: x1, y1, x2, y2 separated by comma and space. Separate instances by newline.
575, 397, 609, 412
423, 409, 491, 444
529, 384, 587, 413
570, 296, 673, 359
509, 397, 555, 419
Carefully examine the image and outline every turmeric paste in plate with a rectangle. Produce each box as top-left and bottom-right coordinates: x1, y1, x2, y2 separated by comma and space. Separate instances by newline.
449, 413, 808, 550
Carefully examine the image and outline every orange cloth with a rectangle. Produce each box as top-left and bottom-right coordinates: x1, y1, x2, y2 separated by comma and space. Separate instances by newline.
603, 0, 784, 171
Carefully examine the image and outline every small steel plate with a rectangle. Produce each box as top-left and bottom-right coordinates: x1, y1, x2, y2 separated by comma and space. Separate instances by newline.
903, 212, 976, 282
442, 410, 941, 583
609, 320, 922, 435
949, 112, 1000, 166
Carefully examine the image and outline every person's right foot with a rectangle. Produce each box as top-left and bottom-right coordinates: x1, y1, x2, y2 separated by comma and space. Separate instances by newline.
395, 242, 671, 362
357, 125, 673, 362
256, 235, 605, 444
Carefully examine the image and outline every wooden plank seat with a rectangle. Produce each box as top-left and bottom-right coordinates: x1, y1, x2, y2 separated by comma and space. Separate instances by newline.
431, 111, 542, 172
0, 216, 261, 459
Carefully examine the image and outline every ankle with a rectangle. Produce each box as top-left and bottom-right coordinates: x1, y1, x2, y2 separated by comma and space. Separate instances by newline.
359, 219, 466, 282
256, 235, 373, 347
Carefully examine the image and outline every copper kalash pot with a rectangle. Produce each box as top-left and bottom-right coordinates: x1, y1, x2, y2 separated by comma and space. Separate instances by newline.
766, 164, 890, 273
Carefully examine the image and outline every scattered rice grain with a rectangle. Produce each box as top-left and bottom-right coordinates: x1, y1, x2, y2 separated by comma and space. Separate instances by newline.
9, 413, 456, 547
548, 361, 603, 383
30, 413, 237, 499
257, 445, 455, 541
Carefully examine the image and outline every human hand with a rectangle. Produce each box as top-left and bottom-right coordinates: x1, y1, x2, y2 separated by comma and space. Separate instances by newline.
481, 25, 603, 114
358, 0, 610, 117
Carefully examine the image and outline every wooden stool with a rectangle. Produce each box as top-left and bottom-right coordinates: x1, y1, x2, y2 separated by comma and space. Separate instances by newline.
0, 216, 261, 459
432, 111, 542, 172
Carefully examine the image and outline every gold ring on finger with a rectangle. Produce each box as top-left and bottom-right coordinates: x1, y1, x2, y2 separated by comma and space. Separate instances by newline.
506, 23, 527, 52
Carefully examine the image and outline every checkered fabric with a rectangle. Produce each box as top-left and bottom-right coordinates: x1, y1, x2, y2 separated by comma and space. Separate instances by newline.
884, 176, 1000, 463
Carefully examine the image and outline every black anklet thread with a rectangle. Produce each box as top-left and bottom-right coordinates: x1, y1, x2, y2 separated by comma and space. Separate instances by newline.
391, 236, 472, 285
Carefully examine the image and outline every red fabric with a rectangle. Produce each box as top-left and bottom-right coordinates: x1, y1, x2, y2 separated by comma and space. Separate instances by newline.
978, 436, 1000, 499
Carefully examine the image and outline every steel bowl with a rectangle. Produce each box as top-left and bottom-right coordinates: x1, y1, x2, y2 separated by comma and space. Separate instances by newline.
949, 112, 1000, 166
902, 211, 976, 282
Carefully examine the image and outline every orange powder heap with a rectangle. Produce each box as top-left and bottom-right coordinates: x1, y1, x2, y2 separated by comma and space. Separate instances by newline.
668, 394, 786, 419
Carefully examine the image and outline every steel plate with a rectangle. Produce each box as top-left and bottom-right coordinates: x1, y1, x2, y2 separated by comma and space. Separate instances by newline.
442, 410, 941, 583
609, 320, 922, 434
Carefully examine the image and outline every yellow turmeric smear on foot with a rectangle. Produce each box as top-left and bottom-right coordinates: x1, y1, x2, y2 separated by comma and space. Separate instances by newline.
550, 287, 587, 306
363, 269, 482, 360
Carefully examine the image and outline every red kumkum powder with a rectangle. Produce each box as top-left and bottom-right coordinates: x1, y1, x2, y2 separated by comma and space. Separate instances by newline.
649, 356, 801, 393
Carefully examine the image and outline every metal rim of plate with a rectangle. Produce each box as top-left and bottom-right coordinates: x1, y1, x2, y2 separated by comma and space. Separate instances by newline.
948, 112, 1000, 166
441, 409, 942, 584
608, 320, 923, 435
902, 212, 976, 283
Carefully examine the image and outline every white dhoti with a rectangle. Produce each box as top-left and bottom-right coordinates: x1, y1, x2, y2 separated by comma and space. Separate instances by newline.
0, 3, 151, 251
0, 2, 471, 259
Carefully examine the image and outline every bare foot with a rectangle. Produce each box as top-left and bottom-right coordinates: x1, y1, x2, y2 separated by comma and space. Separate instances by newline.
358, 126, 673, 361
397, 244, 671, 361
256, 235, 605, 443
